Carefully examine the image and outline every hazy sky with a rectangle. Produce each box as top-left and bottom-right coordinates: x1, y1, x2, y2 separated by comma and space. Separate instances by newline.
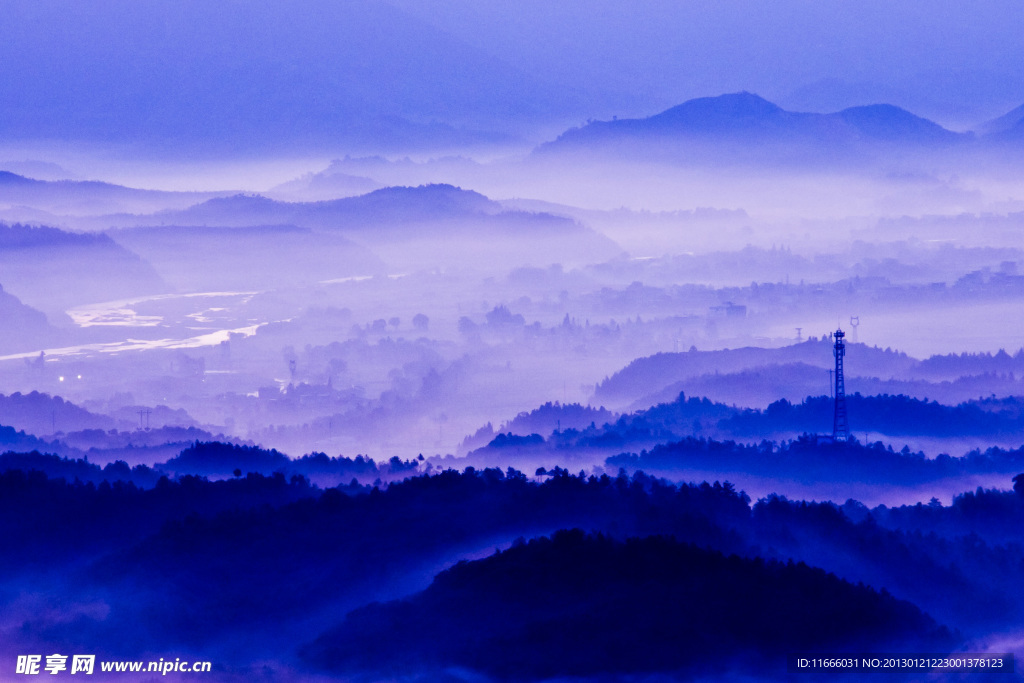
0, 0, 1022, 152
388, 0, 1024, 124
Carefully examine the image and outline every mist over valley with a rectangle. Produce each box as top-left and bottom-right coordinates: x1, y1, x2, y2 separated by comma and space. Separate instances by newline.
2, 3, 1024, 680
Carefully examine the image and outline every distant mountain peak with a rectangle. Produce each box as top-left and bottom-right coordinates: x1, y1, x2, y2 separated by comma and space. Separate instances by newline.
979, 102, 1024, 138
651, 91, 787, 126
538, 91, 968, 161
364, 182, 479, 198
198, 193, 284, 210
356, 183, 495, 207
0, 171, 37, 185
836, 104, 962, 142
0, 221, 114, 249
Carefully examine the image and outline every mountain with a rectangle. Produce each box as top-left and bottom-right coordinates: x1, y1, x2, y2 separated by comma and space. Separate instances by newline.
593, 339, 916, 408
0, 171, 228, 216
0, 285, 60, 353
304, 530, 950, 679
108, 224, 387, 291
0, 160, 79, 181
836, 104, 963, 143
388, 1, 1024, 130
135, 184, 507, 230
267, 164, 382, 202
107, 184, 623, 270
631, 362, 1024, 411
0, 222, 166, 313
536, 92, 971, 165
0, 391, 115, 435
979, 102, 1024, 140
594, 342, 1024, 410
0, 0, 564, 152
642, 92, 802, 136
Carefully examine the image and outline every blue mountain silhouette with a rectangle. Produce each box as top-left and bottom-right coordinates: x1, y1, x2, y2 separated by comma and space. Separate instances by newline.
538, 92, 969, 162
139, 184, 577, 233
980, 102, 1024, 140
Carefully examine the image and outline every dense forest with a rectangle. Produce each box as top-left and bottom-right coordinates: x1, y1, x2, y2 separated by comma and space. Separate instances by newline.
304, 530, 951, 680
1, 452, 1021, 678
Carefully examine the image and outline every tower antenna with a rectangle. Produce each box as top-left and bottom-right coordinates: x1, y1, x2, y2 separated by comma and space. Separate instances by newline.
832, 328, 849, 442
849, 316, 860, 344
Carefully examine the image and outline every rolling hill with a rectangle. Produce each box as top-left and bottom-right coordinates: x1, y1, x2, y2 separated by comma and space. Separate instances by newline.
0, 171, 228, 216
107, 184, 624, 271
0, 285, 60, 352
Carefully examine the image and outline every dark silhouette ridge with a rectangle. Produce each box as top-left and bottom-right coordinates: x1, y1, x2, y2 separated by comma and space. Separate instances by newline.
469, 391, 1024, 470
160, 440, 419, 483
0, 441, 421, 487
0, 468, 322, 576
302, 530, 953, 679
633, 363, 1024, 411
0, 426, 69, 457
721, 393, 1023, 438
0, 451, 161, 488
872, 482, 1024, 546
0, 391, 115, 434
608, 433, 1024, 484
4, 465, 1022, 666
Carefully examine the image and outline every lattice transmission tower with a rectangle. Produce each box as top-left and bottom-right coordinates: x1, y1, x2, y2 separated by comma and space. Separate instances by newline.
832, 328, 849, 441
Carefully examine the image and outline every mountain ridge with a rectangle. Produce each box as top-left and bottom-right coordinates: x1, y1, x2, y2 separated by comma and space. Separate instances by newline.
112, 184, 581, 234
0, 0, 569, 152
536, 92, 974, 164
980, 102, 1024, 139
0, 171, 231, 215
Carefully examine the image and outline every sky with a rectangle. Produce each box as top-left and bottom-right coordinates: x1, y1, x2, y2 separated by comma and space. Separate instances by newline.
1, 0, 1022, 157
387, 0, 1024, 126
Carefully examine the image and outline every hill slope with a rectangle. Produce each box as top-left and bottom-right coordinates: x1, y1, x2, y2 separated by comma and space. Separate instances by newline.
0, 171, 227, 215
0, 223, 166, 312
110, 185, 623, 270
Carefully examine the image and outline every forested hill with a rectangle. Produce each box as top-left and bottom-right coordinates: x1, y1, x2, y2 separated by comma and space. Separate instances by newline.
471, 392, 1024, 466
304, 530, 951, 680
594, 342, 1024, 408
593, 341, 915, 406
2, 462, 1022, 675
